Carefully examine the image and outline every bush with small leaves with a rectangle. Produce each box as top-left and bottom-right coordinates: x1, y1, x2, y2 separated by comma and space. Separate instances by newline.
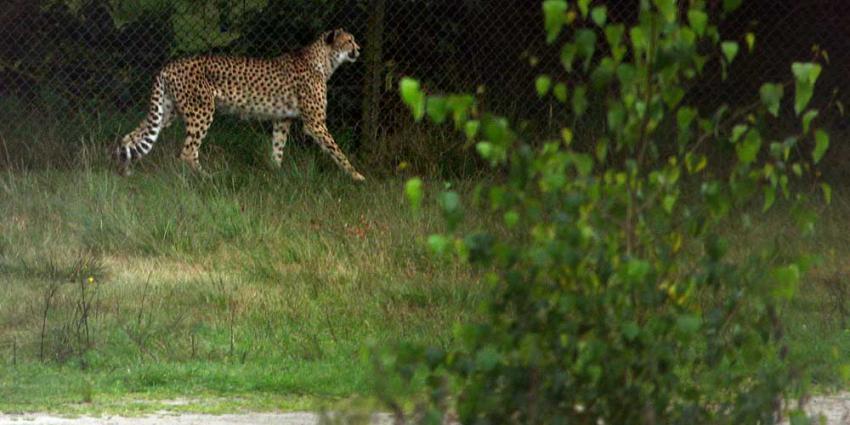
388, 1, 831, 424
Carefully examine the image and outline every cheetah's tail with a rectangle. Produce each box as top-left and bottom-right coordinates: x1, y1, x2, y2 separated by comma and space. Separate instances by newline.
114, 74, 173, 171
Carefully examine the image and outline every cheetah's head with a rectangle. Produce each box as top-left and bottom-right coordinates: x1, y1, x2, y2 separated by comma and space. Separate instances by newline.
325, 29, 360, 65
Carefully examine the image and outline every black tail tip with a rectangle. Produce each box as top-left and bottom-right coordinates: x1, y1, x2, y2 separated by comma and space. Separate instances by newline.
112, 146, 127, 162
112, 147, 133, 176
114, 145, 143, 163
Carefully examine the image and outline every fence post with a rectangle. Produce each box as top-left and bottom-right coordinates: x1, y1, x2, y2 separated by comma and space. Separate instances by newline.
359, 0, 386, 151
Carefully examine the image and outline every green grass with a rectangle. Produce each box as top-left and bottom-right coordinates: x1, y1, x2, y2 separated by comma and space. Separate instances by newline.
0, 122, 488, 413
722, 181, 850, 391
3, 116, 850, 414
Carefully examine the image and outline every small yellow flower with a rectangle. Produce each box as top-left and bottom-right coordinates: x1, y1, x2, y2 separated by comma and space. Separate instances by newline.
87, 276, 95, 284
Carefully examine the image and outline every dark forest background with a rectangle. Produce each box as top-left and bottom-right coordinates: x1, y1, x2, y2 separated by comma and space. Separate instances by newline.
0, 0, 848, 172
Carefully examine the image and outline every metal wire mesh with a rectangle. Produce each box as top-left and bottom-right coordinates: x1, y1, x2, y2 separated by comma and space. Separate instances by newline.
0, 0, 846, 165
695, 1, 849, 117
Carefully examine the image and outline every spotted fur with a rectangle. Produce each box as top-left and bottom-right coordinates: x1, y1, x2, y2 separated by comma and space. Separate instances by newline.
115, 29, 365, 181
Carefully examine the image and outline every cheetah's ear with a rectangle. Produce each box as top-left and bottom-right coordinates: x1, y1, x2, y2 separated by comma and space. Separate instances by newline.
325, 29, 342, 45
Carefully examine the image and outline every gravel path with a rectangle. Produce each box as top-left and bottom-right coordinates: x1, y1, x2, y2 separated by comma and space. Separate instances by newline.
0, 412, 394, 425
780, 393, 850, 425
6, 395, 850, 425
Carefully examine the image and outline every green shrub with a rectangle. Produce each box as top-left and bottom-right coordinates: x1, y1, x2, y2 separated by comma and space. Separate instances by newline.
386, 1, 831, 424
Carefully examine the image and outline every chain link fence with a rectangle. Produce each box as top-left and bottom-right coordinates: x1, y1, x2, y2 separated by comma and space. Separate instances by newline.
0, 0, 847, 170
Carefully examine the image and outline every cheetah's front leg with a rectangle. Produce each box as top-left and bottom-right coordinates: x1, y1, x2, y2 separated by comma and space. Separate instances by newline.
303, 119, 365, 182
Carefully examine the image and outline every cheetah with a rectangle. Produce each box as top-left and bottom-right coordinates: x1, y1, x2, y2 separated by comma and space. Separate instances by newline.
115, 28, 365, 181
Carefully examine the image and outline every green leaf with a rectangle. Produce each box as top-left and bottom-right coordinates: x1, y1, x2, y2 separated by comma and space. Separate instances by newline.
595, 138, 608, 161
687, 9, 708, 36
813, 129, 829, 164
736, 130, 761, 165
535, 75, 552, 97
793, 62, 822, 81
438, 191, 461, 214
608, 102, 625, 132
782, 136, 797, 161
425, 96, 448, 124
446, 95, 474, 126
745, 32, 756, 51
792, 61, 823, 83
795, 85, 814, 116
476, 142, 494, 159
685, 153, 707, 173
591, 57, 616, 90
464, 120, 480, 140
823, 182, 832, 204
792, 62, 822, 115
759, 83, 784, 117
802, 110, 818, 134
679, 27, 697, 53
763, 186, 775, 212
427, 234, 451, 256
635, 101, 647, 119
622, 321, 640, 340
488, 187, 505, 209
604, 24, 625, 48
503, 211, 519, 228
625, 259, 651, 282
653, 0, 677, 22
676, 314, 701, 334
561, 128, 574, 144
404, 178, 424, 212
721, 41, 739, 64
731, 124, 748, 142
437, 191, 462, 230
575, 29, 597, 70
662, 86, 685, 108
572, 85, 588, 117
543, 0, 568, 44
483, 116, 511, 147
616, 63, 637, 87
841, 364, 850, 382
553, 83, 568, 103
399, 78, 420, 102
630, 27, 647, 53
591, 6, 607, 26
572, 153, 594, 176
577, 0, 590, 18
772, 264, 801, 300
475, 346, 501, 371
677, 107, 697, 130
399, 78, 425, 121
662, 195, 676, 214
560, 43, 577, 72
768, 142, 783, 159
